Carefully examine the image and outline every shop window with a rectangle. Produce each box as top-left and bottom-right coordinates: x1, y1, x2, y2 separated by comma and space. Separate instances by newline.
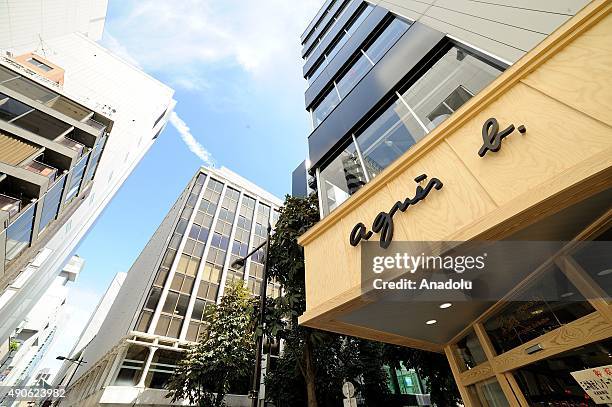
483, 267, 594, 355
512, 339, 612, 406
467, 378, 509, 406
571, 226, 612, 298
455, 330, 487, 371
114, 345, 148, 386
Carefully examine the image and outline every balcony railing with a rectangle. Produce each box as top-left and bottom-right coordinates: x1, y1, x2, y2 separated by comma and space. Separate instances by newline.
83, 117, 106, 135
57, 136, 85, 157
24, 160, 58, 183
0, 192, 21, 222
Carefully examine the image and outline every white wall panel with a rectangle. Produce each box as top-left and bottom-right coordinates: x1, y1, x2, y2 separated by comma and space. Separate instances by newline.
370, 0, 592, 63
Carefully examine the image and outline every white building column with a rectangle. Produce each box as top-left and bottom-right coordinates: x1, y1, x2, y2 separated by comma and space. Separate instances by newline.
136, 345, 158, 388
148, 175, 209, 334
243, 198, 260, 283
179, 181, 228, 339
216, 191, 244, 301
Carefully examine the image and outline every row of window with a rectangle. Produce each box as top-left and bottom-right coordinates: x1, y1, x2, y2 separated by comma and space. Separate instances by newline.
303, 0, 350, 60
311, 16, 410, 128
4, 145, 101, 265
136, 172, 282, 340
0, 65, 94, 121
318, 44, 503, 216
306, 2, 373, 85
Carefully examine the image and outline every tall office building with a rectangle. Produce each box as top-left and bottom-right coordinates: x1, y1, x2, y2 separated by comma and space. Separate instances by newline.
0, 255, 83, 404
60, 166, 282, 406
294, 0, 591, 213
297, 1, 612, 406
0, 31, 175, 345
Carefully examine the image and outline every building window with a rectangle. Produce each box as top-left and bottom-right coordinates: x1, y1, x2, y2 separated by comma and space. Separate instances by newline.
454, 330, 487, 371
64, 152, 91, 203
312, 87, 341, 128
318, 140, 366, 215
113, 345, 148, 386
513, 339, 612, 405
399, 46, 502, 132
467, 378, 509, 406
355, 99, 423, 180
317, 43, 504, 217
38, 175, 67, 235
144, 349, 179, 389
306, 3, 374, 85
26, 57, 53, 72
483, 266, 594, 355
303, 0, 351, 60
310, 17, 410, 128
5, 203, 36, 264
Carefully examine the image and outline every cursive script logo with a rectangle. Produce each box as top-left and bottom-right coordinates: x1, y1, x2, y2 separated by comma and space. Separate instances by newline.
349, 174, 443, 249
478, 118, 526, 157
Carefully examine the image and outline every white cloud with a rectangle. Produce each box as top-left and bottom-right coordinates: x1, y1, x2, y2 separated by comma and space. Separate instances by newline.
169, 111, 215, 166
103, 0, 321, 89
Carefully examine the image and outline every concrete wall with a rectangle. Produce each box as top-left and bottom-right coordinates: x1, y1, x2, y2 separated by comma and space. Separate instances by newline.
372, 0, 591, 63
0, 0, 108, 53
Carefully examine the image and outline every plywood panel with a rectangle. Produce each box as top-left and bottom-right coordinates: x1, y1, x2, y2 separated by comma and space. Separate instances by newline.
460, 361, 494, 386
522, 12, 612, 127
446, 82, 612, 206
304, 219, 359, 311
383, 141, 497, 241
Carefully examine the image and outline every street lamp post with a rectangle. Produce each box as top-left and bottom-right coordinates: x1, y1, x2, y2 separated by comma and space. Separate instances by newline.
45, 356, 86, 406
231, 222, 271, 407
56, 355, 87, 389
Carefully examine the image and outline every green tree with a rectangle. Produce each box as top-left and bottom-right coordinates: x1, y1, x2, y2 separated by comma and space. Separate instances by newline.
264, 195, 391, 407
166, 282, 257, 407
264, 195, 460, 406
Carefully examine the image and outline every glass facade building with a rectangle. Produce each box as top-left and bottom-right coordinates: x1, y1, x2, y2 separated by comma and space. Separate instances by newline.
296, 1, 610, 407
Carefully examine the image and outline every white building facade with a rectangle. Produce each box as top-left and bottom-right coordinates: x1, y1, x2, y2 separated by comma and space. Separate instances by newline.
60, 167, 282, 407
0, 256, 84, 405
0, 30, 175, 345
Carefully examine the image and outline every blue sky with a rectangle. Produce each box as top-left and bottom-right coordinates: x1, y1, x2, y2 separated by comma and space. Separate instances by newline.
42, 0, 321, 374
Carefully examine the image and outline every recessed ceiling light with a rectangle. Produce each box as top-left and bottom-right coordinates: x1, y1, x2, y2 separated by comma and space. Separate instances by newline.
560, 292, 575, 298
598, 269, 612, 276
439, 303, 452, 309
426, 319, 437, 325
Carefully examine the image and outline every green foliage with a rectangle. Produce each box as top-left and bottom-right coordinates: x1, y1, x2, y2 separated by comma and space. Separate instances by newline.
166, 282, 258, 407
263, 194, 460, 406
8, 339, 19, 352
264, 195, 391, 406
